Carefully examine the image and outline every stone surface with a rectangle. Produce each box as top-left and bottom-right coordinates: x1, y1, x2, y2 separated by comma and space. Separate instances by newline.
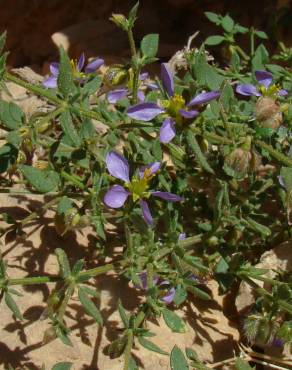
236, 241, 292, 314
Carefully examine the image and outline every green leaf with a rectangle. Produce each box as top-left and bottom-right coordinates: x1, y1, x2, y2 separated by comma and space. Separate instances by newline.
187, 286, 211, 301
5, 292, 23, 320
57, 46, 76, 98
138, 337, 168, 355
128, 356, 138, 370
235, 358, 254, 370
0, 144, 18, 173
280, 167, 292, 191
220, 82, 235, 113
173, 285, 187, 306
0, 31, 7, 54
71, 259, 84, 275
19, 165, 60, 193
141, 34, 159, 58
244, 217, 271, 238
205, 35, 225, 46
106, 335, 127, 357
55, 325, 73, 346
0, 100, 24, 129
78, 286, 103, 325
162, 308, 186, 333
193, 51, 224, 90
221, 15, 234, 32
57, 196, 73, 215
255, 30, 268, 40
204, 12, 220, 25
186, 131, 214, 174
55, 248, 71, 278
170, 345, 189, 370
80, 286, 100, 298
82, 76, 102, 95
252, 44, 269, 71
118, 300, 129, 328
128, 2, 139, 26
52, 362, 73, 370
59, 110, 81, 147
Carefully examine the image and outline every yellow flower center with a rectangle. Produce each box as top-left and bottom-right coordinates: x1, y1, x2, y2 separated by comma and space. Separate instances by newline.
126, 168, 155, 202
259, 84, 281, 98
162, 94, 186, 124
70, 59, 86, 79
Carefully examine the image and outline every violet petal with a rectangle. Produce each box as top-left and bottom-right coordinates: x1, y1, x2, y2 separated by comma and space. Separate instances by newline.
179, 109, 199, 119
188, 90, 220, 106
152, 191, 183, 202
107, 89, 128, 104
104, 185, 129, 208
236, 84, 260, 97
139, 72, 149, 81
140, 200, 153, 225
159, 118, 176, 144
85, 58, 104, 73
255, 70, 273, 88
50, 62, 59, 76
106, 151, 130, 183
137, 272, 159, 289
137, 90, 145, 102
161, 287, 175, 304
139, 162, 161, 179
146, 82, 159, 90
161, 63, 174, 97
77, 53, 85, 72
43, 76, 58, 89
127, 102, 164, 121
178, 233, 186, 241
278, 89, 288, 96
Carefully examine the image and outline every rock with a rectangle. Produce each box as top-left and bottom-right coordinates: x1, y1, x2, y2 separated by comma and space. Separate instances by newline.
236, 241, 292, 314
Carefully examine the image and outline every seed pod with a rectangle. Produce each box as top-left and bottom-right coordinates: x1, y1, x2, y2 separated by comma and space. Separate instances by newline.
103, 65, 128, 87
255, 96, 283, 129
225, 148, 252, 177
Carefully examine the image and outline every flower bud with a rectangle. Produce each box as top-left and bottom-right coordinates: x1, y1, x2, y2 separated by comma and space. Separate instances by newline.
104, 65, 128, 87
255, 96, 283, 129
110, 14, 128, 30
244, 315, 278, 345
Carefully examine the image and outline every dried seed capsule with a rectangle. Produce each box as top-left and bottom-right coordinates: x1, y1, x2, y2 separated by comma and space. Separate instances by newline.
255, 96, 283, 129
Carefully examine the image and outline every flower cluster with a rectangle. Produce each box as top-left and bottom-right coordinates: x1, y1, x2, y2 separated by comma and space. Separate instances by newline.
126, 63, 220, 143
43, 53, 104, 88
104, 151, 182, 225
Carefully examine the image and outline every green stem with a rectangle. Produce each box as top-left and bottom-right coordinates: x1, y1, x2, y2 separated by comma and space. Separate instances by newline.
20, 197, 60, 226
78, 262, 117, 279
127, 29, 137, 57
250, 27, 255, 58
123, 330, 134, 370
58, 283, 75, 319
255, 139, 292, 167
234, 45, 250, 61
7, 276, 59, 286
127, 28, 140, 104
4, 72, 62, 105
60, 170, 86, 190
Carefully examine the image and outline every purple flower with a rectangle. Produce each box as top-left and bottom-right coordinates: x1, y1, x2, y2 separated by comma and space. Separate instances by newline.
127, 63, 220, 144
103, 151, 182, 225
106, 73, 148, 104
136, 272, 175, 304
43, 53, 104, 88
236, 70, 288, 98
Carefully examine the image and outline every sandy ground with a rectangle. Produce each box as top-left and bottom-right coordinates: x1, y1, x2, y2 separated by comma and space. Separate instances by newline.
0, 193, 240, 370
